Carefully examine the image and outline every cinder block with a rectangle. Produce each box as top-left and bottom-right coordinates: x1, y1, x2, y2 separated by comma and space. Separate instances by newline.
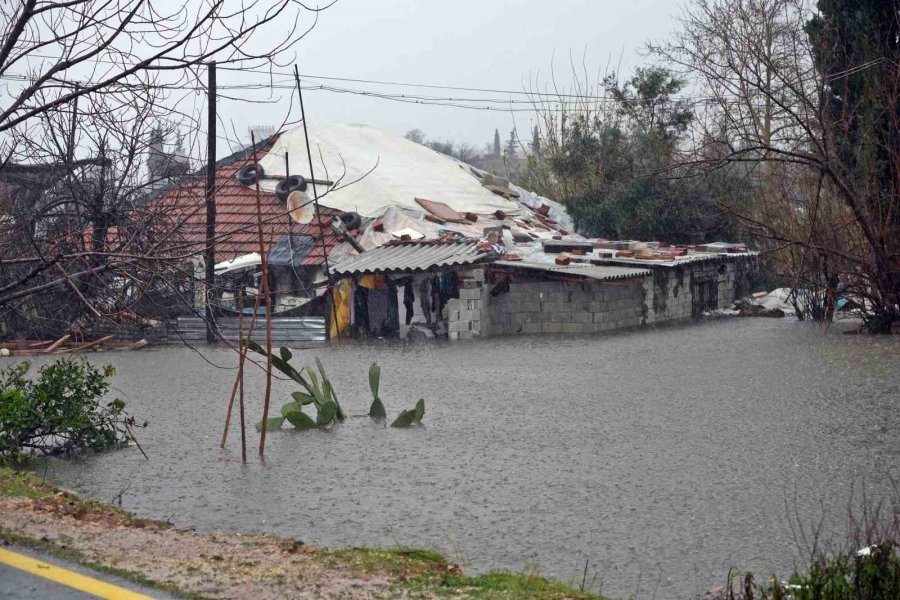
459, 309, 481, 321
448, 320, 470, 333
472, 269, 485, 282
459, 288, 482, 300
550, 312, 571, 323
491, 300, 511, 313
540, 301, 567, 313
514, 301, 541, 312
466, 299, 482, 310
492, 312, 511, 325
522, 322, 543, 334
470, 320, 481, 332
458, 330, 477, 340
592, 312, 609, 323
542, 322, 563, 333
449, 331, 459, 340
569, 312, 592, 323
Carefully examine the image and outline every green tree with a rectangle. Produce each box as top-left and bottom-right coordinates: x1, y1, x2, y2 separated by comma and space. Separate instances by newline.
539, 66, 736, 243
806, 1, 900, 330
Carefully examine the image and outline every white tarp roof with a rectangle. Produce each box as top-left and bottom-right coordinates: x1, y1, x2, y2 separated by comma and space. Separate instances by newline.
256, 123, 524, 219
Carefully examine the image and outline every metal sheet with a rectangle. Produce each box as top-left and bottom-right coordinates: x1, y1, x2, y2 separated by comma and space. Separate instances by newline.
332, 241, 490, 275
493, 260, 651, 281
591, 251, 759, 268
175, 316, 326, 343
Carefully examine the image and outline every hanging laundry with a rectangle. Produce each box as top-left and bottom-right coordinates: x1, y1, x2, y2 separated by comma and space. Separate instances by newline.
403, 282, 415, 325
419, 278, 432, 324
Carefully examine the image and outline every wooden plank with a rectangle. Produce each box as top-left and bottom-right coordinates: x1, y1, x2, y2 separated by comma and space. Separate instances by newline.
52, 335, 113, 355
44, 335, 71, 354
415, 198, 466, 223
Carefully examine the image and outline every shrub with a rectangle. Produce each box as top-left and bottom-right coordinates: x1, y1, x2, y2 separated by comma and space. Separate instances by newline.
0, 358, 137, 461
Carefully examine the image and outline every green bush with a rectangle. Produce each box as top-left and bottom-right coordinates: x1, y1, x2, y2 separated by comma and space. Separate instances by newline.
722, 543, 900, 600
0, 358, 137, 461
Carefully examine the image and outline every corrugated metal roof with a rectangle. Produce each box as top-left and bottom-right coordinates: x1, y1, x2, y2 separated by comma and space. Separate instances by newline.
591, 251, 759, 268
493, 260, 651, 281
332, 240, 490, 275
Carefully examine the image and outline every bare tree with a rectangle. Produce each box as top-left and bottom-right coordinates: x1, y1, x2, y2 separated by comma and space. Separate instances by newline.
0, 0, 333, 145
651, 0, 900, 331
0, 0, 338, 337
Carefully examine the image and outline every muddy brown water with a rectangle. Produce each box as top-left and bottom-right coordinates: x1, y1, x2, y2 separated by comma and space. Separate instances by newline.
7, 319, 900, 599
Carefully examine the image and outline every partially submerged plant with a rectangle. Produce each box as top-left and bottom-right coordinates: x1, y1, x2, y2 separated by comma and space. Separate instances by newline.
0, 358, 139, 461
246, 345, 426, 432
391, 399, 425, 428
369, 362, 426, 426
248, 343, 346, 432
368, 362, 386, 419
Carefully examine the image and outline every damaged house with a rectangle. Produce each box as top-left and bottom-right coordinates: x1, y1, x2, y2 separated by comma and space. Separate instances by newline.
150, 123, 756, 343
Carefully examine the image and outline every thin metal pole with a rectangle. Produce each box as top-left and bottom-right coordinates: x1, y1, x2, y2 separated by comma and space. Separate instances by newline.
293, 64, 340, 340
205, 61, 218, 343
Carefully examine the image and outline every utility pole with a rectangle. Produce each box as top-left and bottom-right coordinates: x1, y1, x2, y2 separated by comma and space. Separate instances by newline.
293, 64, 339, 340
205, 61, 217, 343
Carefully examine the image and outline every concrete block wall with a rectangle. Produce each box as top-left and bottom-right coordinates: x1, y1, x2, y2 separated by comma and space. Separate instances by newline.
446, 270, 488, 341
483, 278, 644, 337
650, 266, 693, 322
649, 259, 740, 322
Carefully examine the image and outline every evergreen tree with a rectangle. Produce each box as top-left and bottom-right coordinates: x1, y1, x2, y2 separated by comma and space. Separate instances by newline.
493, 129, 501, 159
505, 130, 518, 160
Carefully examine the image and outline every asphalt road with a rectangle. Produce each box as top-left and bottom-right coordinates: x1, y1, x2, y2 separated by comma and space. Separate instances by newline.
0, 546, 172, 599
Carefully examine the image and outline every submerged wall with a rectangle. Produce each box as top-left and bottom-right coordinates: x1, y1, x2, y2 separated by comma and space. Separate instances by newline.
644, 259, 740, 324
444, 268, 645, 340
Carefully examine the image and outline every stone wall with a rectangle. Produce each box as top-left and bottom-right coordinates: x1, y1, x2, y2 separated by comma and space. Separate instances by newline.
481, 277, 645, 337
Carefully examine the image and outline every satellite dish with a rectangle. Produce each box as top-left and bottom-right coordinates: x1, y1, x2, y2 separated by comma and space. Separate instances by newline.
287, 190, 314, 224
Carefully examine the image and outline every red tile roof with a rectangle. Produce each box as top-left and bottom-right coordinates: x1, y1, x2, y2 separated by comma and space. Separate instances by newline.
150, 139, 341, 264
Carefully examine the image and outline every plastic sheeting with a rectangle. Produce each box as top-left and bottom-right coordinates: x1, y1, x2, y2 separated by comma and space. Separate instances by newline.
256, 124, 524, 219
329, 278, 352, 339
267, 234, 317, 267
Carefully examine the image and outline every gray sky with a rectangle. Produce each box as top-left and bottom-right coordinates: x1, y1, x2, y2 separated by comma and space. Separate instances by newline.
213, 0, 685, 154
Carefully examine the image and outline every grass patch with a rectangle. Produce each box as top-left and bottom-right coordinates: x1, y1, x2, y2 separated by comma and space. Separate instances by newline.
0, 465, 55, 499
400, 571, 606, 599
318, 546, 452, 577
0, 465, 168, 529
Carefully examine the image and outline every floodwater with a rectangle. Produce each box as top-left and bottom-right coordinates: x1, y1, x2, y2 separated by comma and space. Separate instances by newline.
11, 319, 900, 599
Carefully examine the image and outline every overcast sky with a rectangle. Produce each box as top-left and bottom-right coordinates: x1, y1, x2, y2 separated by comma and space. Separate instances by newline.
212, 0, 685, 154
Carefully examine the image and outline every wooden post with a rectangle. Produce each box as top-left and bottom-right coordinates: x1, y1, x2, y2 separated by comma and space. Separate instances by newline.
250, 132, 274, 457
205, 61, 218, 344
